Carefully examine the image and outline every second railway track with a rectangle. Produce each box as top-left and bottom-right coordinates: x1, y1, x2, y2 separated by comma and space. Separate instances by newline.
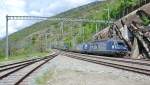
0, 52, 59, 85
63, 51, 150, 76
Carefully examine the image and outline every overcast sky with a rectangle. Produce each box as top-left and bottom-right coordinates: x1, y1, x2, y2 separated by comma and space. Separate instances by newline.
0, 0, 100, 38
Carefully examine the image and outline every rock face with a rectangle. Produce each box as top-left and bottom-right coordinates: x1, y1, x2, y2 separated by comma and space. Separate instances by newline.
94, 3, 150, 59
94, 3, 150, 40
30, 55, 150, 85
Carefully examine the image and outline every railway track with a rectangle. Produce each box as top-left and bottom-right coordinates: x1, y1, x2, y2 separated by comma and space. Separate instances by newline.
68, 52, 150, 65
0, 52, 59, 85
0, 57, 48, 73
63, 51, 150, 76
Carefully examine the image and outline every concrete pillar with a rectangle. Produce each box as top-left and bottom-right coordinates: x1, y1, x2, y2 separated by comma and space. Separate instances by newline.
131, 37, 141, 59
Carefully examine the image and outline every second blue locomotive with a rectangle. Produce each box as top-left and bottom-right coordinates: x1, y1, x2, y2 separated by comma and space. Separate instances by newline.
75, 38, 128, 56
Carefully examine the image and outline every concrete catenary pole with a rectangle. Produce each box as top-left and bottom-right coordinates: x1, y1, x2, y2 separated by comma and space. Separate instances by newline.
6, 15, 9, 59
60, 21, 64, 47
96, 23, 98, 33
104, 7, 110, 26
45, 34, 48, 51
82, 26, 85, 42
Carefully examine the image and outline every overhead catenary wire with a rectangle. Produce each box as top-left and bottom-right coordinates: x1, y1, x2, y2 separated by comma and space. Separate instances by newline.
6, 15, 113, 58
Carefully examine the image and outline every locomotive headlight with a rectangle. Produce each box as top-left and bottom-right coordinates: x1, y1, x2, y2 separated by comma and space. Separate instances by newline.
112, 45, 115, 49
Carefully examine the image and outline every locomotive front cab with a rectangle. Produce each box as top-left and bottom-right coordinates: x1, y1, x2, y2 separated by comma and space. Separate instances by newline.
80, 43, 90, 53
83, 44, 89, 50
112, 40, 128, 52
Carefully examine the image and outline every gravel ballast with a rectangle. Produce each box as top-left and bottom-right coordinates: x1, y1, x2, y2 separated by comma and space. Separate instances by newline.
30, 55, 150, 85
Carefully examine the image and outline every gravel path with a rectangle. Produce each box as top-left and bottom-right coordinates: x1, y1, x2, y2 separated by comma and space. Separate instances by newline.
28, 55, 150, 85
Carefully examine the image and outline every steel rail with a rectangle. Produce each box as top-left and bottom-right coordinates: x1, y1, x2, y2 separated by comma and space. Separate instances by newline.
65, 52, 150, 76
0, 56, 49, 68
14, 53, 58, 85
69, 52, 150, 66
0, 53, 58, 80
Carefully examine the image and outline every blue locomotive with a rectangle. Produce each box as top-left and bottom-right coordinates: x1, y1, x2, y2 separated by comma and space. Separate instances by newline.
75, 39, 128, 56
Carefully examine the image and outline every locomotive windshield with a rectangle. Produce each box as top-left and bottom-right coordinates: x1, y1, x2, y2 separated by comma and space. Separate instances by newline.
117, 42, 125, 47
83, 44, 89, 50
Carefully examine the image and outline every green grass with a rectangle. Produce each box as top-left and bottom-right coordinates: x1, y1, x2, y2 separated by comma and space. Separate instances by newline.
0, 52, 50, 64
35, 69, 85, 85
35, 70, 54, 85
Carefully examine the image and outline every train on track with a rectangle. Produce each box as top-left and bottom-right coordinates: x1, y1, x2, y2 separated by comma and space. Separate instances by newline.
75, 39, 128, 56
53, 38, 129, 56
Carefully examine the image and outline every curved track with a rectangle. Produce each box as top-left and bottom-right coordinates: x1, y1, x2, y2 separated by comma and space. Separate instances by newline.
0, 57, 48, 73
0, 52, 59, 85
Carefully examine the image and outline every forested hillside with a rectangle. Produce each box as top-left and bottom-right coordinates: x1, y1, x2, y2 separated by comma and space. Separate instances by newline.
0, 0, 148, 58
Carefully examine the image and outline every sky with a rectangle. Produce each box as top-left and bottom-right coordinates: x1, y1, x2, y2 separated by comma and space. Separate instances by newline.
0, 0, 100, 39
